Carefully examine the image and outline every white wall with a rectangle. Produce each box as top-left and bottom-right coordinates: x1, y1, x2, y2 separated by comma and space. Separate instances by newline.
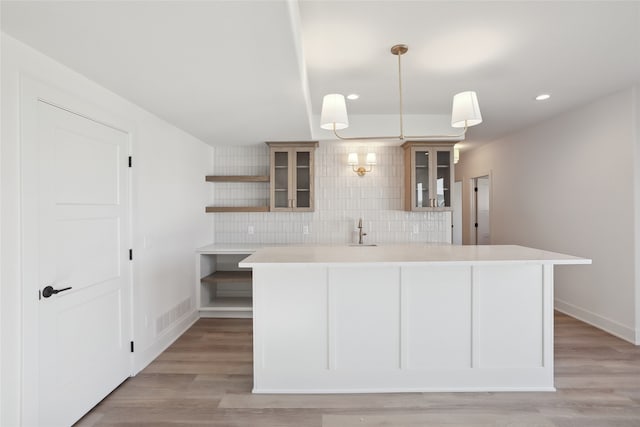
212, 143, 452, 245
1, 33, 213, 426
456, 86, 639, 343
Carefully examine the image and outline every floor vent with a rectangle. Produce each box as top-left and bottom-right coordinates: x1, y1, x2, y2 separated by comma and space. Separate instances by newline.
156, 297, 193, 335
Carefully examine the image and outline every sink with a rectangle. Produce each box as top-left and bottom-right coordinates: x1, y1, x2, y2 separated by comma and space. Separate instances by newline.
348, 244, 377, 247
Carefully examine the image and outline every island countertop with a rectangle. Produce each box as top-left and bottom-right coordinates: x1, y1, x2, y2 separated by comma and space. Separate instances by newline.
245, 243, 591, 393
239, 244, 591, 267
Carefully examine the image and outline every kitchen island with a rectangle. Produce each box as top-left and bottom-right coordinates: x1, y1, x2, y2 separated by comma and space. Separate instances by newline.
239, 244, 590, 393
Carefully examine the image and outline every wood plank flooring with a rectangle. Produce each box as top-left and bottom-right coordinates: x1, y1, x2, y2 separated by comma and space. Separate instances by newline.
76, 313, 640, 426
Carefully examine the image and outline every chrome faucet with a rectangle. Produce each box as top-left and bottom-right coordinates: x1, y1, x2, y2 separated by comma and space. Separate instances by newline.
358, 218, 367, 245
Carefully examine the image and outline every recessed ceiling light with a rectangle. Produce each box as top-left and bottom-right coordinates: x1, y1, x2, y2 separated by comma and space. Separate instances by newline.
535, 94, 551, 101
346, 94, 360, 100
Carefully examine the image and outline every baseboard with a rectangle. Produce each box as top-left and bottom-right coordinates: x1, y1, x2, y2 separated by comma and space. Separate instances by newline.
555, 298, 638, 344
252, 387, 556, 394
132, 309, 199, 374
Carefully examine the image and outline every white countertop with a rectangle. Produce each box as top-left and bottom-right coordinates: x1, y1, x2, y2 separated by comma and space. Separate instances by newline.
196, 243, 280, 254
238, 244, 591, 267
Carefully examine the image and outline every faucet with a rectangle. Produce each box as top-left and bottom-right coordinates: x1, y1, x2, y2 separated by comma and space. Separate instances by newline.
358, 218, 367, 245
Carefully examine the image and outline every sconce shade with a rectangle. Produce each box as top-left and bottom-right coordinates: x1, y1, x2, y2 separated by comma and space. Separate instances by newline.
347, 151, 376, 176
321, 94, 349, 130
451, 91, 482, 128
366, 153, 377, 165
347, 152, 359, 165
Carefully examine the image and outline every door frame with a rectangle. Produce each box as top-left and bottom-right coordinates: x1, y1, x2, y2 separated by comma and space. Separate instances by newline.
19, 76, 135, 424
469, 173, 492, 245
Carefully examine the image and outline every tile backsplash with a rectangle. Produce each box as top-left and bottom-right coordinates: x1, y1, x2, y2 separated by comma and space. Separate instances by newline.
211, 142, 452, 244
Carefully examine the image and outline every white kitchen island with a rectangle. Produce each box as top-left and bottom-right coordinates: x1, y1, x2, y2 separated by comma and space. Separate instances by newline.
239, 244, 590, 393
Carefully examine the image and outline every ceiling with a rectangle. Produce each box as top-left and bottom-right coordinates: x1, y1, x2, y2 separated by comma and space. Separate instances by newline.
2, 1, 639, 150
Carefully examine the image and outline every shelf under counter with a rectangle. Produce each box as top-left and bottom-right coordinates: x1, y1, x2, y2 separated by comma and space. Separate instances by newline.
201, 270, 252, 284
200, 296, 252, 313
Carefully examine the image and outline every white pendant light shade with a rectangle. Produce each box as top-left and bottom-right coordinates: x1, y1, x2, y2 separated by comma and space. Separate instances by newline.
320, 94, 349, 130
451, 91, 482, 128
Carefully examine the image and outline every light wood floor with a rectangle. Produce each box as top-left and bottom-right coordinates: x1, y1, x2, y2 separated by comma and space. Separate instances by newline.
76, 312, 640, 426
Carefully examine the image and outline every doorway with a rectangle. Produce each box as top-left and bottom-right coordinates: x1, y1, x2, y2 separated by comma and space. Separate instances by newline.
472, 175, 490, 245
452, 181, 462, 244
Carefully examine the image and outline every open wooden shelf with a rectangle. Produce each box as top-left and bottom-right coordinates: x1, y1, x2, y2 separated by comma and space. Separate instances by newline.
206, 175, 269, 182
200, 297, 252, 311
205, 206, 269, 213
201, 270, 252, 284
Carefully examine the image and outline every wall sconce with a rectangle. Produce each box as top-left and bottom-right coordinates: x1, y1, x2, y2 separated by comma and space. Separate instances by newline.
348, 152, 377, 176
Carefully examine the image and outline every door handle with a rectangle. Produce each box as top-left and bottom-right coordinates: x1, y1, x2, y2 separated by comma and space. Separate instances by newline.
42, 285, 72, 298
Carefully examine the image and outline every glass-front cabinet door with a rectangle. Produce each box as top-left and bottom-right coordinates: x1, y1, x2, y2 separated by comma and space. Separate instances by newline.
295, 151, 311, 209
272, 150, 290, 209
414, 149, 430, 208
435, 149, 451, 208
267, 141, 318, 212
402, 141, 455, 211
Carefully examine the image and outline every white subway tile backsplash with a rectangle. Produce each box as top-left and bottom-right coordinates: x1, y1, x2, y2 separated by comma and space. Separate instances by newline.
211, 142, 452, 245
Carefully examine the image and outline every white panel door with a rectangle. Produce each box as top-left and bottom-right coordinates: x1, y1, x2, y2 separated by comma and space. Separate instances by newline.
452, 181, 462, 244
37, 101, 131, 427
475, 176, 490, 245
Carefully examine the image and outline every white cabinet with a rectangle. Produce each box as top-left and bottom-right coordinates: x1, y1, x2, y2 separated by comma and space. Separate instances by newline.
267, 141, 318, 212
196, 245, 258, 318
402, 141, 455, 211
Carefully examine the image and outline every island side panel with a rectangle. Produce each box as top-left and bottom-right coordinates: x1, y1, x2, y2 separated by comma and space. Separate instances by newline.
475, 264, 544, 368
330, 267, 401, 371
401, 265, 472, 369
252, 265, 329, 392
252, 262, 555, 393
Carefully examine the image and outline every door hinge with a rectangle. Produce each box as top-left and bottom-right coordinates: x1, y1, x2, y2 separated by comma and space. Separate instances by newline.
474, 187, 478, 192
128, 156, 132, 167
475, 223, 479, 228
39, 289, 42, 300
130, 341, 134, 353
129, 249, 133, 260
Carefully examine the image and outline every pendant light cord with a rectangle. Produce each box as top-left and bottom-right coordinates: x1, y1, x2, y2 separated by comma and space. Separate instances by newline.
398, 50, 404, 140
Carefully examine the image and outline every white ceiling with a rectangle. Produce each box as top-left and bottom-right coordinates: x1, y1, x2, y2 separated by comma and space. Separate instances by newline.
2, 1, 640, 149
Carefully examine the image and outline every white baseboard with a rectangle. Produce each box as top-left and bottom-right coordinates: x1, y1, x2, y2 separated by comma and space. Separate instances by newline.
132, 309, 199, 374
555, 298, 638, 344
252, 387, 556, 394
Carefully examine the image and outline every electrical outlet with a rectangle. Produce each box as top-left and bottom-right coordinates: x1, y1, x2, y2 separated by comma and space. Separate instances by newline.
248, 225, 255, 235
303, 225, 309, 235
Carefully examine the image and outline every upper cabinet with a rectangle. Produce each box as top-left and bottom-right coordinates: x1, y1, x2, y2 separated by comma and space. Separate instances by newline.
266, 141, 318, 212
402, 141, 455, 211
